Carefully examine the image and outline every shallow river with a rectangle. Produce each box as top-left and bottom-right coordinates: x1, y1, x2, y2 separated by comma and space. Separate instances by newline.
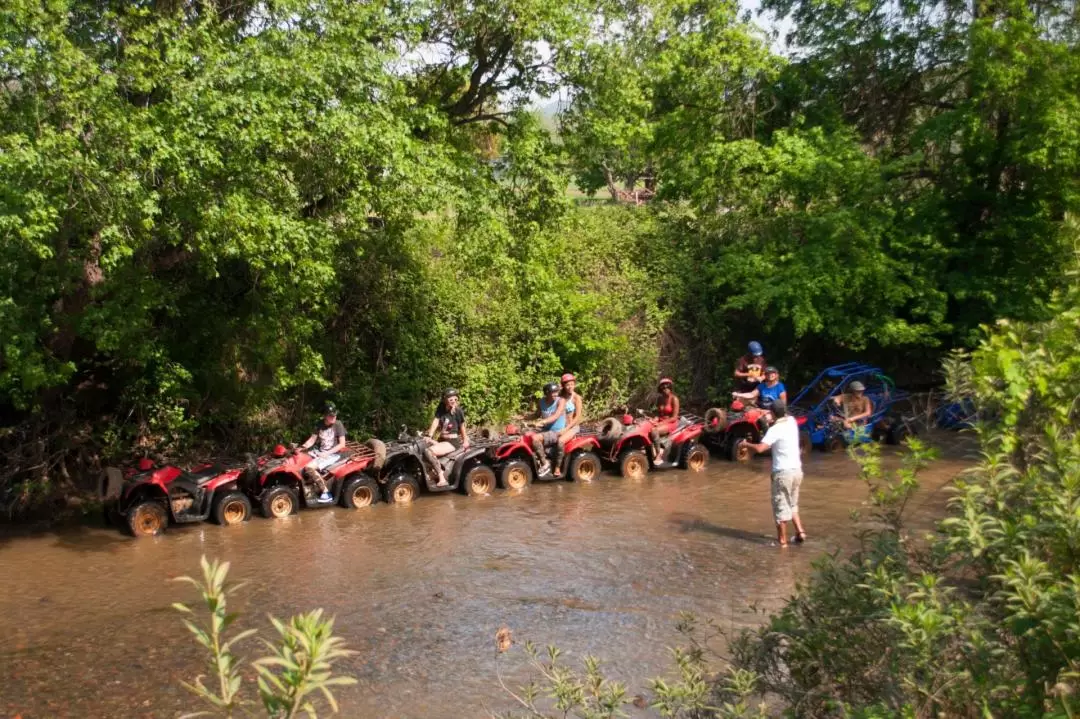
0, 442, 970, 718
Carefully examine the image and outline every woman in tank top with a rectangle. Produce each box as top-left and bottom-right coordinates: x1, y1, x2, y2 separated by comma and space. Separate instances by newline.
649, 378, 680, 460
553, 373, 583, 477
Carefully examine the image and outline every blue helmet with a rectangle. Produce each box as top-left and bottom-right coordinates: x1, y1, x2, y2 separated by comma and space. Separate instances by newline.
748, 341, 764, 356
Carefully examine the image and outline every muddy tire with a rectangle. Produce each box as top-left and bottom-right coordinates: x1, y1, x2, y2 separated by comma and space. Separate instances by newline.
886, 421, 911, 445
260, 485, 298, 519
384, 473, 420, 504
365, 439, 387, 470
704, 408, 728, 433
569, 451, 602, 482
599, 417, 623, 441
127, 500, 168, 537
619, 449, 649, 480
462, 464, 496, 496
823, 434, 846, 453
499, 460, 532, 491
212, 491, 252, 526
341, 474, 380, 509
681, 444, 708, 472
730, 437, 753, 463
799, 430, 813, 456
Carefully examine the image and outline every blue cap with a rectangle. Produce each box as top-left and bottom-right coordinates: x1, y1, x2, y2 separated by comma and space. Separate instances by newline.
748, 341, 764, 356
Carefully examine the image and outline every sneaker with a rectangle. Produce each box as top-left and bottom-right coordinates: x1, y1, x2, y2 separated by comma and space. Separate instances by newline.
319, 492, 332, 502
538, 462, 551, 475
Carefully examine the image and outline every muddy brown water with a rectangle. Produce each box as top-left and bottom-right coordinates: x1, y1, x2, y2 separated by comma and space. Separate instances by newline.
0, 440, 973, 718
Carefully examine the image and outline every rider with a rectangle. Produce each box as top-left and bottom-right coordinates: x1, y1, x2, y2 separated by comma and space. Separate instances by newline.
648, 378, 680, 461
831, 380, 873, 429
554, 373, 583, 478
299, 402, 347, 502
733, 366, 787, 409
531, 382, 567, 475
734, 341, 767, 393
424, 388, 470, 487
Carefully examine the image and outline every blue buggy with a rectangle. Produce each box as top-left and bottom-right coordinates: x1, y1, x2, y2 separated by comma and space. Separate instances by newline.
790, 363, 911, 451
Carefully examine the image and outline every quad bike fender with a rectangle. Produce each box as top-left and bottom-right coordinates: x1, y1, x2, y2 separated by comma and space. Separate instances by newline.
564, 434, 600, 454
670, 424, 703, 444
116, 483, 172, 519
328, 456, 375, 479
203, 469, 244, 492
495, 439, 533, 461
725, 420, 761, 444
379, 452, 426, 482
609, 433, 650, 461
450, 446, 493, 484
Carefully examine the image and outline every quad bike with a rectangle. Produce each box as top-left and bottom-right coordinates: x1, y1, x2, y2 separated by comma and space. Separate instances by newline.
375, 429, 502, 504
701, 400, 811, 462
490, 423, 604, 488
597, 412, 708, 479
103, 458, 252, 538
242, 440, 387, 519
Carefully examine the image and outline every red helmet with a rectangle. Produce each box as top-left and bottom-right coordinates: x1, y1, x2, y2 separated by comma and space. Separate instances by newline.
658, 377, 673, 388
560, 373, 576, 384
272, 444, 288, 458
136, 458, 154, 472
621, 413, 634, 425
730, 400, 745, 411
504, 423, 520, 436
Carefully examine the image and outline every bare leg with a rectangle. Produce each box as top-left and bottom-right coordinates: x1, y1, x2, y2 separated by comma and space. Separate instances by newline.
792, 513, 806, 541
552, 437, 566, 477
649, 430, 661, 459
423, 447, 447, 485
776, 521, 788, 547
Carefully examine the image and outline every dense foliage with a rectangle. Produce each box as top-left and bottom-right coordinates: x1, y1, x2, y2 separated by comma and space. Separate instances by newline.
1, 0, 1077, 515
729, 273, 1080, 715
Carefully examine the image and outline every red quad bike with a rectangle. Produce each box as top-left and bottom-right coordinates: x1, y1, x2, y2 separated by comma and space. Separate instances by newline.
243, 440, 387, 519
103, 458, 253, 538
700, 401, 811, 462
374, 429, 503, 504
490, 424, 604, 488
596, 412, 709, 480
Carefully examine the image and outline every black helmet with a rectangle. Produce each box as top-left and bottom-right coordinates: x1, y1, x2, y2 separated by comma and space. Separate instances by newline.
543, 382, 559, 394
324, 402, 338, 416
443, 387, 459, 400
764, 366, 779, 375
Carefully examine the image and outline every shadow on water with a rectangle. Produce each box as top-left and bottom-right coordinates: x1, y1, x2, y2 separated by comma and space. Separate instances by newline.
666, 512, 773, 544
0, 513, 132, 553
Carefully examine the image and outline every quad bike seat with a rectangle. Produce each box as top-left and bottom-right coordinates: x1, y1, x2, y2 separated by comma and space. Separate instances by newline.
185, 465, 224, 486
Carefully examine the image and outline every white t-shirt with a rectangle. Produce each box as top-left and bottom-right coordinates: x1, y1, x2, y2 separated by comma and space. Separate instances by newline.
761, 416, 802, 473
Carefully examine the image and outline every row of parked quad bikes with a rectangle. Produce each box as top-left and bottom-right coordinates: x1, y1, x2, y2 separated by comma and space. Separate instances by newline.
104, 363, 917, 538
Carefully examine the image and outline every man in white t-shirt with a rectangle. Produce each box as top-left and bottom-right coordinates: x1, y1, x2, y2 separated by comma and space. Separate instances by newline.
742, 399, 806, 547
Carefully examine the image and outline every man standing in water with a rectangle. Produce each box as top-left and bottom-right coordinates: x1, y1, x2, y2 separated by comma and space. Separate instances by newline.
742, 399, 806, 548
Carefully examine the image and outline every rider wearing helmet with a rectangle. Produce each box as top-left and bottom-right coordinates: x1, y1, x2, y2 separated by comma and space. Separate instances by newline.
554, 373, 584, 478
648, 378, 681, 461
424, 388, 470, 486
733, 366, 787, 408
734, 341, 767, 393
300, 402, 347, 502
530, 382, 567, 475
832, 380, 873, 428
